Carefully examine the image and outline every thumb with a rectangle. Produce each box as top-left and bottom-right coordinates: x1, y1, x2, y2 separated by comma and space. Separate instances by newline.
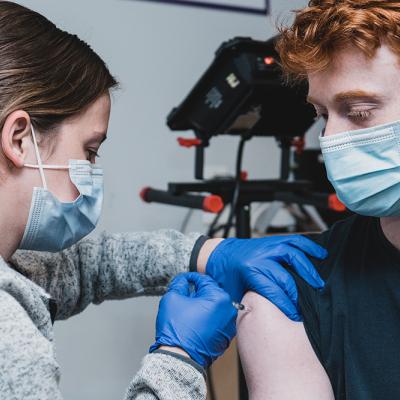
167, 273, 193, 296
185, 272, 220, 294
187, 273, 227, 300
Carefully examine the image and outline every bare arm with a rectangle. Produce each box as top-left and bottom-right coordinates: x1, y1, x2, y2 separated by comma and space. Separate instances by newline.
237, 291, 334, 400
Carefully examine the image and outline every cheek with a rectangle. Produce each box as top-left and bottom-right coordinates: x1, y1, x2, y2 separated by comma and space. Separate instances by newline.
46, 147, 86, 165
43, 169, 80, 202
378, 103, 400, 124
62, 180, 80, 202
323, 115, 353, 137
45, 130, 87, 165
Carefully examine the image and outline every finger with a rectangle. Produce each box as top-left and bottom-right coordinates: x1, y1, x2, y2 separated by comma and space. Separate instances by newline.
249, 265, 303, 321
186, 273, 232, 302
272, 245, 325, 288
290, 250, 325, 288
252, 260, 299, 305
167, 273, 192, 296
185, 272, 218, 287
267, 289, 303, 322
268, 290, 303, 322
280, 235, 328, 259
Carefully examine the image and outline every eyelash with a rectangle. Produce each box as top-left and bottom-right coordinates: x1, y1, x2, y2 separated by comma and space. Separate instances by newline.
87, 149, 100, 160
347, 110, 372, 121
314, 110, 372, 122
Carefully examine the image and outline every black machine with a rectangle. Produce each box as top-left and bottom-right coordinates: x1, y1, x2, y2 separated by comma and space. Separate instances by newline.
141, 36, 347, 399
168, 36, 314, 138
167, 36, 316, 180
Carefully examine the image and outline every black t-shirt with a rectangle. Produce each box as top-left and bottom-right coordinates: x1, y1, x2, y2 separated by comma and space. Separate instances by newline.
292, 215, 400, 400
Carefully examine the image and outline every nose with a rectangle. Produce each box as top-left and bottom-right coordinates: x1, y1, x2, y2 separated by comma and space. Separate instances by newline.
323, 117, 350, 137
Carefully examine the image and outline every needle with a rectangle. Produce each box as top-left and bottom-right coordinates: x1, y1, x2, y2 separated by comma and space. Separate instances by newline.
232, 302, 251, 313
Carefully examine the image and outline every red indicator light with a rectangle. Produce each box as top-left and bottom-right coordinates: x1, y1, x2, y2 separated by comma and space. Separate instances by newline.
264, 57, 275, 65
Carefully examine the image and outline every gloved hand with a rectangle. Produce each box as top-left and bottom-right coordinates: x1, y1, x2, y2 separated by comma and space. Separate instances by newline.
205, 235, 327, 321
149, 272, 237, 368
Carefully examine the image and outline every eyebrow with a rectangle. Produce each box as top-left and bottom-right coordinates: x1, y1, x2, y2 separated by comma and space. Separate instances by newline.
334, 90, 384, 103
307, 90, 384, 106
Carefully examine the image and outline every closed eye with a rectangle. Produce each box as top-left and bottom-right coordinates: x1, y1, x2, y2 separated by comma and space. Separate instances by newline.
86, 149, 101, 163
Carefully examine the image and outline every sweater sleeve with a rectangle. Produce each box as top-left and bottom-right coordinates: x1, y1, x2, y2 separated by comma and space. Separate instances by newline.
125, 353, 207, 400
0, 287, 206, 400
0, 290, 62, 400
10, 230, 201, 320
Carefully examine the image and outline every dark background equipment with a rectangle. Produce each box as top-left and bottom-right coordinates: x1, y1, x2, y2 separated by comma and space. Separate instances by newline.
168, 36, 316, 180
141, 36, 349, 400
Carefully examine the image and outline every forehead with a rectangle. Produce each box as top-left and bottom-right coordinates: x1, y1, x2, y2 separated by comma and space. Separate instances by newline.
81, 93, 111, 121
307, 44, 400, 102
64, 92, 111, 132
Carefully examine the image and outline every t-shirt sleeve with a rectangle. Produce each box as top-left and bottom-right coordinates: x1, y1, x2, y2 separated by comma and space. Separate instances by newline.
283, 229, 335, 361
294, 220, 351, 362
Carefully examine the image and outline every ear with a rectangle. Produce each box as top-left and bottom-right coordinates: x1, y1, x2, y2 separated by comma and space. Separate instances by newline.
1, 111, 32, 168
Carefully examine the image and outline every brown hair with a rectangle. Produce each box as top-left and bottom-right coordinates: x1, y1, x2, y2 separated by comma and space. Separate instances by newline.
276, 0, 400, 82
0, 1, 118, 134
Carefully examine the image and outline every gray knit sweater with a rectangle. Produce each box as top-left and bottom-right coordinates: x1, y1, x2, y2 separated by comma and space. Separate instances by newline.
0, 229, 207, 400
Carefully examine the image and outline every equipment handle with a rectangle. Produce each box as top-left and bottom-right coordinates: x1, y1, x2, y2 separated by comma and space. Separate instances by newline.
140, 187, 224, 213
274, 191, 347, 212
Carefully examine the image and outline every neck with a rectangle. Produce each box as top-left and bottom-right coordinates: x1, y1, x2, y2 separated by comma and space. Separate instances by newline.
380, 217, 400, 251
0, 180, 27, 262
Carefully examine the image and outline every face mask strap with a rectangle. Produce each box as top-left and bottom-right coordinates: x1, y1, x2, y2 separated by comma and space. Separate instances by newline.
25, 125, 71, 188
24, 164, 70, 170
29, 125, 48, 190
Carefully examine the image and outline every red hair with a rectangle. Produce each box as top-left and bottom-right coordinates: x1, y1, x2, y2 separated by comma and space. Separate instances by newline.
276, 0, 400, 82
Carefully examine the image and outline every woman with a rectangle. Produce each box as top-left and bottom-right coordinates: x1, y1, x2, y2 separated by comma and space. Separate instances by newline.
0, 2, 327, 399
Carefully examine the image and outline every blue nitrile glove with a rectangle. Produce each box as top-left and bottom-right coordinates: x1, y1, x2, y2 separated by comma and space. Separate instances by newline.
206, 235, 327, 321
149, 272, 238, 368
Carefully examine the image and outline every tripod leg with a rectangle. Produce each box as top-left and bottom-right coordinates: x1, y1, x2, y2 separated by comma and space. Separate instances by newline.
236, 205, 251, 238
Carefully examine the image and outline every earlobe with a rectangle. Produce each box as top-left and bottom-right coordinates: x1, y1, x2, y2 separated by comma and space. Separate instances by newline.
1, 111, 31, 168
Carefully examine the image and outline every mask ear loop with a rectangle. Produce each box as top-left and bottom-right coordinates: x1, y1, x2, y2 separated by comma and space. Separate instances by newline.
30, 124, 48, 190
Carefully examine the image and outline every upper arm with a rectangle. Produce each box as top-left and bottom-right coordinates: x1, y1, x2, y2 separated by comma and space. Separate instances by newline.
237, 291, 334, 400
0, 290, 63, 399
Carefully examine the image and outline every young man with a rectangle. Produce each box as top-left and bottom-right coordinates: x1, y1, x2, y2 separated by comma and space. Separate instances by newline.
237, 1, 400, 399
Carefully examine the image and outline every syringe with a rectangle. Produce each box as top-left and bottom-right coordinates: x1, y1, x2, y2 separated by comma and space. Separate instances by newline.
232, 302, 251, 313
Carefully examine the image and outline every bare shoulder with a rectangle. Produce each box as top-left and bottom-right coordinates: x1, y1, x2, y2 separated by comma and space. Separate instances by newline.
237, 292, 334, 400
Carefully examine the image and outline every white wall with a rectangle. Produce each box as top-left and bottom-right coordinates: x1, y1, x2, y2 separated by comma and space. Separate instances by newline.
17, 0, 308, 398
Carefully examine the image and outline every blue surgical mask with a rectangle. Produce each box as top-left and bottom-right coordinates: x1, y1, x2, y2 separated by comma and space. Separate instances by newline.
19, 125, 104, 252
319, 120, 400, 217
